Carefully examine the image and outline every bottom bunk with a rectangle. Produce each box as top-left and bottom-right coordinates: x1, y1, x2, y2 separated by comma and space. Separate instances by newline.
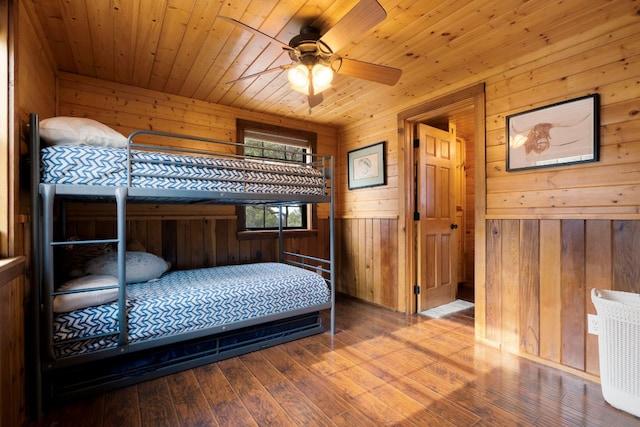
40, 260, 332, 406
50, 261, 330, 358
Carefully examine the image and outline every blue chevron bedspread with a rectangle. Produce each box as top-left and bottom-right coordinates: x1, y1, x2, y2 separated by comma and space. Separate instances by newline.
41, 145, 325, 194
53, 262, 330, 358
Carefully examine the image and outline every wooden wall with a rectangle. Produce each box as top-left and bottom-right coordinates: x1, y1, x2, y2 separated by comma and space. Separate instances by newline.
338, 10, 640, 379
0, 257, 26, 427
5, 0, 56, 258
336, 111, 407, 311
479, 13, 640, 377
336, 218, 398, 308
62, 212, 332, 273
486, 219, 640, 376
1, 2, 59, 424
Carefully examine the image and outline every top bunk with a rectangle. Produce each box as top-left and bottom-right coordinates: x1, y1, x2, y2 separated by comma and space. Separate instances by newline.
29, 114, 333, 205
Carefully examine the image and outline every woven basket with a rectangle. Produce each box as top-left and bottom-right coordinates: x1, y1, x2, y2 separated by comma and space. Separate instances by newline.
591, 288, 640, 417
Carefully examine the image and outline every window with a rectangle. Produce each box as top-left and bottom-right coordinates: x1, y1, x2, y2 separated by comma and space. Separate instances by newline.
244, 138, 307, 229
236, 120, 317, 232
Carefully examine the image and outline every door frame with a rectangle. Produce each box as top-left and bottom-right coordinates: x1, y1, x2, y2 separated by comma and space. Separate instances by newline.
396, 84, 486, 332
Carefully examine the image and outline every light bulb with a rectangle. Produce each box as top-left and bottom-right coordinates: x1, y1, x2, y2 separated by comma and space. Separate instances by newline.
312, 63, 333, 88
287, 64, 310, 94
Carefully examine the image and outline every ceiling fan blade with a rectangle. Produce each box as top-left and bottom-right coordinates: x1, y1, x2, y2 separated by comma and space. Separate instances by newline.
227, 65, 289, 84
308, 93, 324, 108
319, 0, 386, 53
218, 16, 292, 51
333, 57, 402, 85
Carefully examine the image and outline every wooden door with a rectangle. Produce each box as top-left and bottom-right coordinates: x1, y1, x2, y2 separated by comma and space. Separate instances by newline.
416, 123, 457, 311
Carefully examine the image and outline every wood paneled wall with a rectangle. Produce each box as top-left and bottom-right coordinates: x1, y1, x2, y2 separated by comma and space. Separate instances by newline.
480, 9, 640, 377
336, 218, 399, 309
5, 2, 59, 422
486, 218, 640, 376
62, 215, 331, 273
16, 0, 56, 124
0, 257, 26, 427
337, 111, 400, 219
485, 21, 640, 219
336, 111, 405, 311
9, 0, 56, 257
337, 10, 640, 379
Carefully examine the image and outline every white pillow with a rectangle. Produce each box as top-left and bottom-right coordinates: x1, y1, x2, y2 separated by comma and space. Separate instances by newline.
53, 275, 119, 313
39, 116, 128, 148
84, 251, 170, 284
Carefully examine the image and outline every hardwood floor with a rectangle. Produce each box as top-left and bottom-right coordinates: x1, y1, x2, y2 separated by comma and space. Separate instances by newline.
32, 296, 640, 427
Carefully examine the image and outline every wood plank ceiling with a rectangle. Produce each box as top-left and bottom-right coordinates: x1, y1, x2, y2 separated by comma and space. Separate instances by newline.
28, 0, 631, 129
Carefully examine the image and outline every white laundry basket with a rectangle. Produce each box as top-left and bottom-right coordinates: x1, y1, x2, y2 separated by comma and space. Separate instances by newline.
591, 288, 640, 417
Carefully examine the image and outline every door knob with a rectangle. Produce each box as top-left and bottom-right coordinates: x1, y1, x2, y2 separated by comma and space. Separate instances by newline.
450, 223, 458, 230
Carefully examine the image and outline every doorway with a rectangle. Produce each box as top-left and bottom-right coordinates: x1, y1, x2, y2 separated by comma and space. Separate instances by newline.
398, 84, 485, 316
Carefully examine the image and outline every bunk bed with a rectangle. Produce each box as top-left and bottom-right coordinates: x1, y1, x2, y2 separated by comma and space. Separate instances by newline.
28, 113, 335, 410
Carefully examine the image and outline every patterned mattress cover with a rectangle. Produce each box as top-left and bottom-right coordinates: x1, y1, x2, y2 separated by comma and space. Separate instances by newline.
41, 145, 325, 195
53, 262, 330, 358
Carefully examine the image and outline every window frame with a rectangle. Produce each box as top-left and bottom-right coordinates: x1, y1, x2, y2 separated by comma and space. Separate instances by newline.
236, 120, 318, 238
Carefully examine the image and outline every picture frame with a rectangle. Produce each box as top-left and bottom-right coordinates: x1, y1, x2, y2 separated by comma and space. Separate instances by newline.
506, 93, 599, 171
348, 141, 386, 190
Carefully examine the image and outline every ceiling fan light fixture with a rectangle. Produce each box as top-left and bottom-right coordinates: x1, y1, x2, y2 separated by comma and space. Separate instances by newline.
287, 63, 333, 96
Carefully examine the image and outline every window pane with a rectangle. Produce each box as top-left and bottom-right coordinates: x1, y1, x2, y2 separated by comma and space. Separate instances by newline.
286, 206, 302, 227
264, 207, 279, 228
263, 142, 282, 160
246, 206, 264, 228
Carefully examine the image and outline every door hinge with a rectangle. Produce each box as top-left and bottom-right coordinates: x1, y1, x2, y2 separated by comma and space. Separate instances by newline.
413, 138, 419, 148
413, 284, 421, 295
414, 211, 420, 221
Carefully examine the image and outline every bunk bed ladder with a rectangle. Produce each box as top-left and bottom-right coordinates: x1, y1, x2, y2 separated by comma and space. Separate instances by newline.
39, 184, 129, 350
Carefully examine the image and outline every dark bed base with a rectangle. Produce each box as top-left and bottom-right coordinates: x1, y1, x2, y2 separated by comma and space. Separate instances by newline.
42, 312, 323, 407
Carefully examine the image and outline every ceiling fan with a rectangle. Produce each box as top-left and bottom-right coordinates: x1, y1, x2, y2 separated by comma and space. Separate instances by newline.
219, 0, 402, 109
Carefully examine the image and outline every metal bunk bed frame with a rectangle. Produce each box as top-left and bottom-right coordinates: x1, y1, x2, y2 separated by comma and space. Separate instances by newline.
29, 113, 335, 413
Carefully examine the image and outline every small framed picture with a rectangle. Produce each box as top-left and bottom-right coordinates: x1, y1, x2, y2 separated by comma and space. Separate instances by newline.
506, 94, 599, 171
347, 141, 386, 190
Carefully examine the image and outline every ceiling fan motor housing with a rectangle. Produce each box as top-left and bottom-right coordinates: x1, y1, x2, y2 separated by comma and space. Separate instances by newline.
288, 27, 330, 66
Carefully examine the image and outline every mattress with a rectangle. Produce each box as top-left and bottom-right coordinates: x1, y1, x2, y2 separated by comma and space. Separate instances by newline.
41, 145, 325, 195
52, 262, 330, 358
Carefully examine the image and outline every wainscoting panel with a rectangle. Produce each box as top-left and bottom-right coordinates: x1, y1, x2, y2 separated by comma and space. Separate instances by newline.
483, 218, 640, 376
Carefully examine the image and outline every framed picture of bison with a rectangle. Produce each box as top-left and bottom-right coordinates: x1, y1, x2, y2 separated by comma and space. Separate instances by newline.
506, 94, 599, 171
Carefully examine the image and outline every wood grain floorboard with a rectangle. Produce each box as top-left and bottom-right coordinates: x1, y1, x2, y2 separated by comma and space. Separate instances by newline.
31, 296, 640, 427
